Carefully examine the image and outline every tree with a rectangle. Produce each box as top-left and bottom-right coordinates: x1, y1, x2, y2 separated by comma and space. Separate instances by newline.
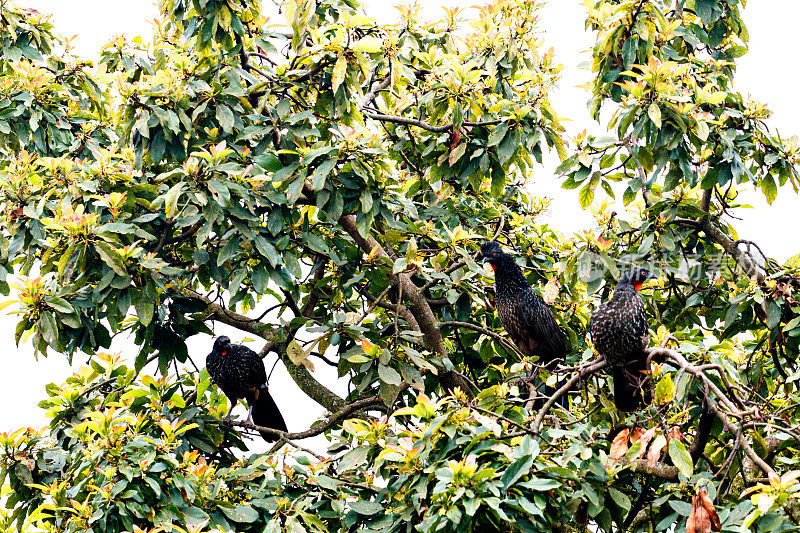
1, 0, 799, 531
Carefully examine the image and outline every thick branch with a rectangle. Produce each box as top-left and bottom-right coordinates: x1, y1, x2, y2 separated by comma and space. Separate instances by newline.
627, 458, 679, 481
180, 287, 286, 351
700, 219, 765, 282
672, 217, 766, 282
338, 215, 475, 395
359, 77, 390, 111
339, 215, 446, 359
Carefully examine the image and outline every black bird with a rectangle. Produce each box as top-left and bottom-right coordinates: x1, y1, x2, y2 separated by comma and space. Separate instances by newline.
589, 267, 653, 412
206, 336, 287, 442
478, 241, 567, 371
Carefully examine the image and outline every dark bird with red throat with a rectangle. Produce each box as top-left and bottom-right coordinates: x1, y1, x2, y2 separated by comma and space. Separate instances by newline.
478, 241, 567, 374
589, 267, 653, 412
206, 335, 287, 442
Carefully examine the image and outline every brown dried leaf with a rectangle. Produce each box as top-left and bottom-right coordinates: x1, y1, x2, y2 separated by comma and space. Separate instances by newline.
634, 427, 657, 459
698, 489, 721, 531
668, 426, 683, 443
687, 490, 712, 533
301, 357, 316, 372
449, 127, 463, 150
630, 428, 645, 443
647, 434, 667, 468
542, 277, 559, 305
609, 428, 630, 461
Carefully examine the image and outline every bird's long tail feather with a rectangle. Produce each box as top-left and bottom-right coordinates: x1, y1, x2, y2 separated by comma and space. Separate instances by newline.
252, 387, 287, 442
612, 356, 651, 412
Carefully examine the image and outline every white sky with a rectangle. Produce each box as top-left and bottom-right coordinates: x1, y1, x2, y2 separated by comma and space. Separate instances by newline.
1, 1, 797, 442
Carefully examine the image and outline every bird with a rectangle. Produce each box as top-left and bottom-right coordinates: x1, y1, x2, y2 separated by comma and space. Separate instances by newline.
478, 241, 567, 383
206, 335, 287, 442
589, 267, 653, 412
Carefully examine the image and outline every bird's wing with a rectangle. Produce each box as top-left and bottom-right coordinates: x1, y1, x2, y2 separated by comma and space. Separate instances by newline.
517, 290, 566, 361
229, 344, 268, 386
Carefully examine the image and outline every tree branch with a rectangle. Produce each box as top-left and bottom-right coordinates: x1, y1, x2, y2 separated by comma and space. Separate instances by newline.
653, 346, 777, 478
362, 110, 502, 134
440, 320, 525, 359
179, 287, 346, 411
232, 394, 384, 441
532, 358, 608, 436
338, 214, 476, 395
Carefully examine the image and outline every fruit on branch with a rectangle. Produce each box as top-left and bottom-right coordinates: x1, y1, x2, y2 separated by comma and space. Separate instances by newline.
206, 335, 287, 442
590, 267, 653, 412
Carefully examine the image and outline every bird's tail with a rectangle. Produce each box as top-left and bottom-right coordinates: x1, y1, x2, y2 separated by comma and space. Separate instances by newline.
252, 386, 287, 442
612, 356, 651, 412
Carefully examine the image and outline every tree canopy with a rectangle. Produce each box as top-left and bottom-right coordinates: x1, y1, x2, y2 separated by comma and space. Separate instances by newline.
1, 0, 799, 531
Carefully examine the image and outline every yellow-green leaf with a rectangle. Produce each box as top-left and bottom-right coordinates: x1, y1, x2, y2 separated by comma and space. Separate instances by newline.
354, 36, 382, 54
648, 102, 662, 129
655, 373, 675, 405
332, 55, 348, 94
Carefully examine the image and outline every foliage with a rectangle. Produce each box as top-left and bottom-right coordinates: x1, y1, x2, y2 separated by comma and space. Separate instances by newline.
0, 0, 799, 531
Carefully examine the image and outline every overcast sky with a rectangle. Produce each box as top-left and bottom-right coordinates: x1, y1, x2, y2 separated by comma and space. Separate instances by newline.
1, 1, 797, 442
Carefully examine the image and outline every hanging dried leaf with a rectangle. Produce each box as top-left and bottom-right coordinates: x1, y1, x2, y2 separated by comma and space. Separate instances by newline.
609, 428, 630, 461
647, 434, 667, 468
632, 427, 657, 458
668, 426, 683, 443
301, 357, 316, 372
698, 489, 721, 531
687, 488, 719, 533
542, 277, 559, 305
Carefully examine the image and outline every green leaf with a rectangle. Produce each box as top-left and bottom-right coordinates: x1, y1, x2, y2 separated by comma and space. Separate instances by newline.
500, 455, 534, 492
164, 182, 184, 219
579, 182, 595, 209
339, 446, 368, 472
490, 171, 505, 197
609, 488, 631, 512
135, 294, 155, 327
695, 120, 709, 141
311, 157, 337, 191
349, 500, 383, 516
694, 0, 718, 24
254, 237, 280, 267
39, 311, 58, 346
94, 242, 128, 277
654, 373, 675, 405
761, 175, 777, 204
783, 315, 800, 333
767, 301, 782, 330
378, 364, 402, 386
45, 297, 74, 314
221, 504, 259, 523
667, 439, 693, 478
216, 104, 235, 133
487, 123, 510, 147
